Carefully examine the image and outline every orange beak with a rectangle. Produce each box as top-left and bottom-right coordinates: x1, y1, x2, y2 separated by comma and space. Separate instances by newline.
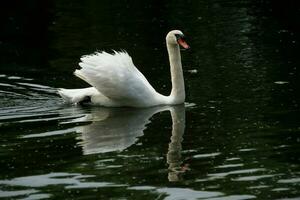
177, 38, 190, 49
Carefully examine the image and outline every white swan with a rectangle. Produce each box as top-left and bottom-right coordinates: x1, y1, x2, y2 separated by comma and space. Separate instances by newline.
58, 30, 189, 107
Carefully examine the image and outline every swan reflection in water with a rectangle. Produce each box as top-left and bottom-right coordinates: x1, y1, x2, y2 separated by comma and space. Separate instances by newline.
74, 105, 187, 181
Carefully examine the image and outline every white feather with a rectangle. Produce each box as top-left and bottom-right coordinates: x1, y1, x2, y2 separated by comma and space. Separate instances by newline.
72, 51, 161, 106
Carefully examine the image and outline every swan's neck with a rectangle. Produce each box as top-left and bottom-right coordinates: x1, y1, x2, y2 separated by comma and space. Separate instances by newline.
167, 43, 185, 104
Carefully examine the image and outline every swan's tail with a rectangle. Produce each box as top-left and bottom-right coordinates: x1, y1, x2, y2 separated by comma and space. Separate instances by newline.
57, 87, 96, 104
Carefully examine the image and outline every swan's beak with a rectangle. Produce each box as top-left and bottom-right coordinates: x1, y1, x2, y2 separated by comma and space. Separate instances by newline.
177, 38, 190, 49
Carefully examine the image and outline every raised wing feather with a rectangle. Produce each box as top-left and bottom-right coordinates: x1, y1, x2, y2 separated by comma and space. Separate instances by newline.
74, 51, 157, 104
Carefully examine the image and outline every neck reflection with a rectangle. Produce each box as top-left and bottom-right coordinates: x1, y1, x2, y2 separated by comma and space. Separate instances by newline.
167, 106, 186, 182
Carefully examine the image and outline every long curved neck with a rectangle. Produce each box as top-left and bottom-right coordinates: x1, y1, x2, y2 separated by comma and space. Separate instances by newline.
167, 42, 185, 104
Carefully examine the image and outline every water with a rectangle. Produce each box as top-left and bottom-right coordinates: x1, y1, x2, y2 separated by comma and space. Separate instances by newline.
1, 0, 299, 199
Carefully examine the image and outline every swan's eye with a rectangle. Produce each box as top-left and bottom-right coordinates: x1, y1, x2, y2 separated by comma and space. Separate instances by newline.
175, 33, 185, 40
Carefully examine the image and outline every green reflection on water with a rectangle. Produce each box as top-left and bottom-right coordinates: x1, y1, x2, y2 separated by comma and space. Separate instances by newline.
0, 0, 299, 199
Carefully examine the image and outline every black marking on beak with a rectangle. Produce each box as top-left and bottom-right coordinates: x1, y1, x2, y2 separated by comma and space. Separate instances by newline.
175, 33, 190, 49
175, 33, 185, 40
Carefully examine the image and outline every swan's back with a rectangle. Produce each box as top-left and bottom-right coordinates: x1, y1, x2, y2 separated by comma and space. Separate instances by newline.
73, 51, 165, 107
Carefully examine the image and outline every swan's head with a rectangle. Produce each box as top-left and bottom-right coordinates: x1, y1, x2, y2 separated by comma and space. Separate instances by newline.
166, 30, 190, 49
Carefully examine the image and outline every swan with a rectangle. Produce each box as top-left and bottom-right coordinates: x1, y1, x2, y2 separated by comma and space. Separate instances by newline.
58, 30, 189, 107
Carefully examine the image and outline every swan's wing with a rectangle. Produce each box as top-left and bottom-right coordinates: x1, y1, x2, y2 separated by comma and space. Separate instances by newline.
74, 51, 157, 104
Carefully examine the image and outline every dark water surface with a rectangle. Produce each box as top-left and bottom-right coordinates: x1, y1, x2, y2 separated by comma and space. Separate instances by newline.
1, 0, 300, 199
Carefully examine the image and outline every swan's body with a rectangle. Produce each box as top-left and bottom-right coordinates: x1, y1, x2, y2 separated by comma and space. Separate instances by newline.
58, 30, 189, 107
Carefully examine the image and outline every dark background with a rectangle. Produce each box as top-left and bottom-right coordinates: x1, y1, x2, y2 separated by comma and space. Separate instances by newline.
0, 1, 299, 199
